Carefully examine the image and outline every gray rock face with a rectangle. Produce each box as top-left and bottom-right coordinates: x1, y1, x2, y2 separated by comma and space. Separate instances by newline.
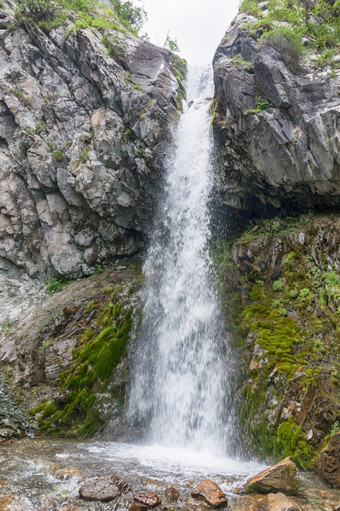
213, 14, 340, 232
0, 3, 183, 279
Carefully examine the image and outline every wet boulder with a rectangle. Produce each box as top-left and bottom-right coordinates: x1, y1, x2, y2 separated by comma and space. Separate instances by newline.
245, 457, 299, 495
191, 479, 228, 508
79, 474, 131, 501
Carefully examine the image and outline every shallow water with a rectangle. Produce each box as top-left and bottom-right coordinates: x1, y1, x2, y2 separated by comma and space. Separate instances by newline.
0, 439, 265, 509
1, 439, 339, 510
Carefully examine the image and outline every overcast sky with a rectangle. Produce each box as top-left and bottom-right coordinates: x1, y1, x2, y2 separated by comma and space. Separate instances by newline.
137, 0, 241, 64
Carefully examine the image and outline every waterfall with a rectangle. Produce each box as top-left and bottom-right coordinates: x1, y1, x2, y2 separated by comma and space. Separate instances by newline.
128, 66, 232, 454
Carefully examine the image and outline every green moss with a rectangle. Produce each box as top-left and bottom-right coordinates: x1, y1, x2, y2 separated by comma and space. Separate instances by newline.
31, 291, 133, 438
214, 214, 340, 466
274, 419, 317, 470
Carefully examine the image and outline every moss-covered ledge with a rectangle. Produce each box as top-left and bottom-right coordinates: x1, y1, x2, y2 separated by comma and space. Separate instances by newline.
214, 214, 340, 469
30, 286, 134, 437
0, 261, 143, 440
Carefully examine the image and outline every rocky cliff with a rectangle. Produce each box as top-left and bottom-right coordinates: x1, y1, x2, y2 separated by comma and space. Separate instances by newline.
0, 261, 143, 440
215, 214, 340, 470
212, 3, 340, 232
0, 0, 185, 280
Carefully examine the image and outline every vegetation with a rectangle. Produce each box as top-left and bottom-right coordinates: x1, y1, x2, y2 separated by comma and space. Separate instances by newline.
214, 215, 340, 469
45, 277, 70, 293
15, 0, 147, 36
52, 150, 64, 163
30, 286, 134, 437
164, 32, 180, 53
240, 0, 340, 69
244, 94, 270, 115
232, 54, 253, 71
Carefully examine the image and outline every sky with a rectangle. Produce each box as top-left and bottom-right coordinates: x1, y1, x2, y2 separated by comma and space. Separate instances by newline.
137, 0, 241, 64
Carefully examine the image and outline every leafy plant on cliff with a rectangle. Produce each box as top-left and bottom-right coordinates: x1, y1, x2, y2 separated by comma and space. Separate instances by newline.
164, 32, 180, 53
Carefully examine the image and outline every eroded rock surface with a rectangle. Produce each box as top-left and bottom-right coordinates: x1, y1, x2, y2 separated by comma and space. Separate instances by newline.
212, 13, 340, 232
0, 1, 184, 280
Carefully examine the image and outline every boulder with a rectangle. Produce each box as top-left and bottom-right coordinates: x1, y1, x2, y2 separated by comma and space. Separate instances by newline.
79, 474, 131, 501
246, 457, 299, 495
267, 492, 300, 511
191, 480, 228, 508
133, 492, 161, 507
316, 432, 340, 488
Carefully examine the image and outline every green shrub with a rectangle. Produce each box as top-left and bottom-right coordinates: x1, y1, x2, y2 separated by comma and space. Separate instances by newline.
255, 94, 269, 110
240, 0, 262, 17
111, 0, 146, 34
164, 33, 179, 53
18, 0, 62, 22
259, 26, 306, 69
52, 150, 64, 163
45, 277, 70, 293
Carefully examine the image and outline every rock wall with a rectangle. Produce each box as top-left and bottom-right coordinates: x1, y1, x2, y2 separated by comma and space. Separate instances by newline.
0, 262, 143, 439
0, 1, 184, 279
212, 11, 340, 232
215, 214, 340, 469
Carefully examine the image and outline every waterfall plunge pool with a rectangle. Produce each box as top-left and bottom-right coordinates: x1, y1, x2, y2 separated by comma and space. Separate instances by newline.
0, 438, 267, 509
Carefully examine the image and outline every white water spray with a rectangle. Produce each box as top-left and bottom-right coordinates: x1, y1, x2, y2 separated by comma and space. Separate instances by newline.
128, 66, 232, 454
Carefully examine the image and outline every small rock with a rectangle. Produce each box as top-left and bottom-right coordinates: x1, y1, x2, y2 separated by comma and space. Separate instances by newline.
316, 432, 340, 488
79, 474, 131, 501
267, 492, 300, 511
165, 486, 180, 500
116, 266, 127, 271
133, 492, 161, 507
191, 480, 228, 508
246, 457, 299, 495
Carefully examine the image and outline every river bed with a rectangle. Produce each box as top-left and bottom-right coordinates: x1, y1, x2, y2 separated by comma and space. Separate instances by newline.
0, 439, 339, 510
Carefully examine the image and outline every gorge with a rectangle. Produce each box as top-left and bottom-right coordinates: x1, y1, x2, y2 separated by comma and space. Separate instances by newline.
0, 0, 339, 509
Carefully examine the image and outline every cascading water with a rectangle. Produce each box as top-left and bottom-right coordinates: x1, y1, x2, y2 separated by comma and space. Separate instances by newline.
128, 66, 234, 454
